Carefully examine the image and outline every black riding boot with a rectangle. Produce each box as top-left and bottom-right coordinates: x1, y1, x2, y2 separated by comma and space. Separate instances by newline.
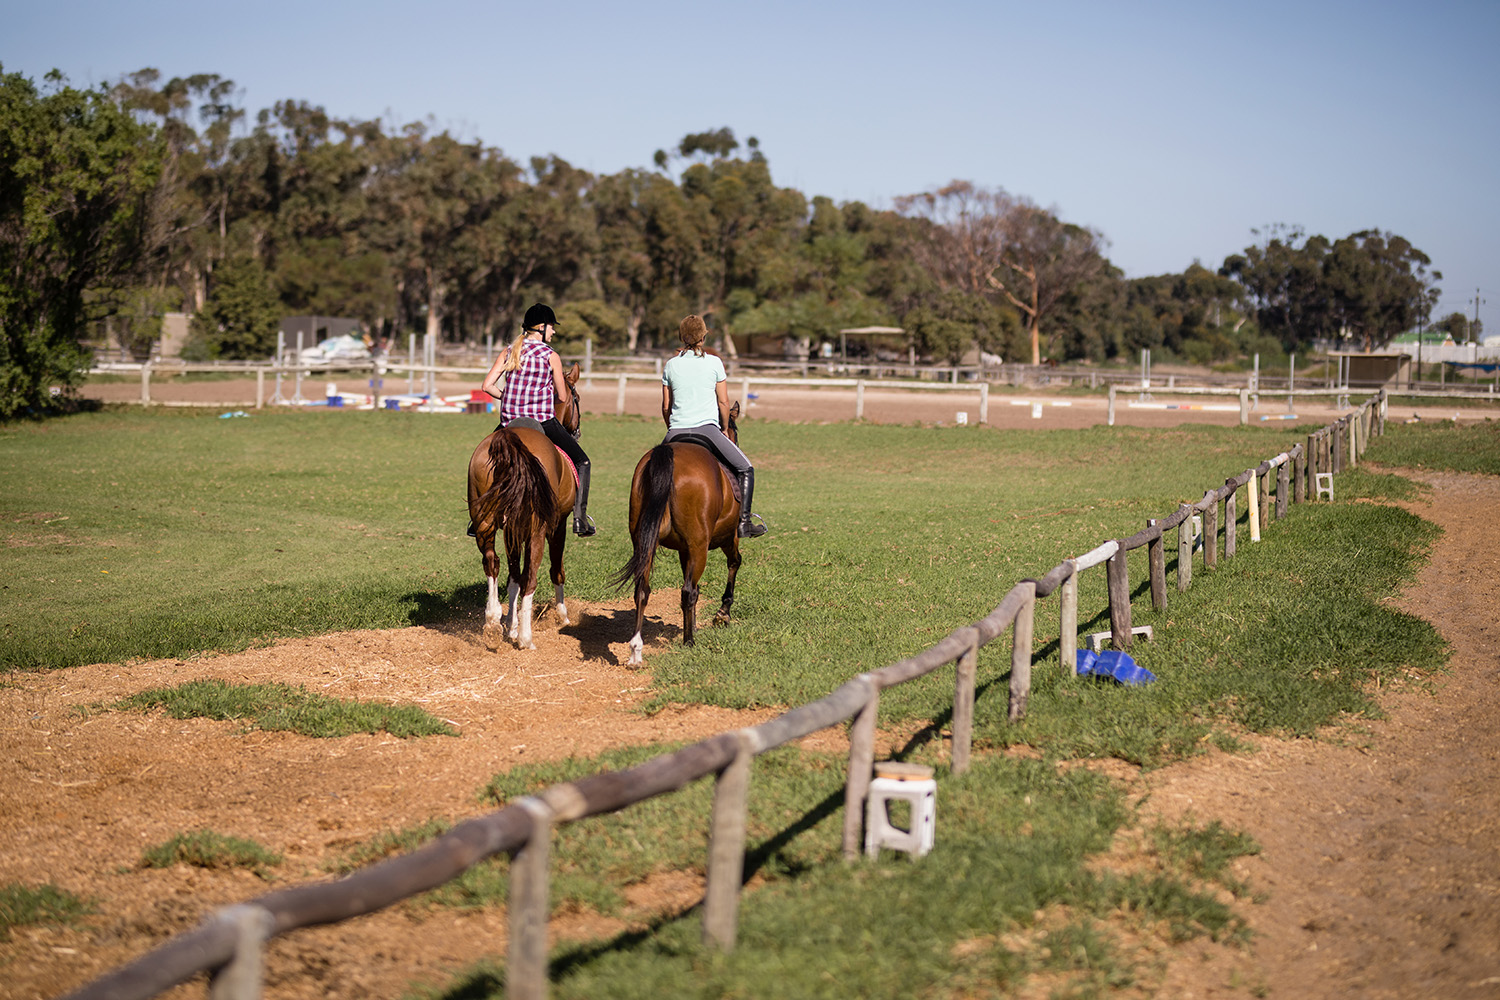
737, 469, 767, 538
573, 462, 596, 536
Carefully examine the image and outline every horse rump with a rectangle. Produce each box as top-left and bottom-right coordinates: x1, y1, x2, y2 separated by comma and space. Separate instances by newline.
476, 430, 557, 550
610, 443, 675, 591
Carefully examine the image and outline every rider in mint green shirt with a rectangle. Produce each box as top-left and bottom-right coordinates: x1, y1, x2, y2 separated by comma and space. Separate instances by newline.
661, 315, 767, 538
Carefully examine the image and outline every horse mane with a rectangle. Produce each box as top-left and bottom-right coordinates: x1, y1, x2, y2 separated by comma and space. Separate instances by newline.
609, 444, 674, 591
476, 431, 557, 546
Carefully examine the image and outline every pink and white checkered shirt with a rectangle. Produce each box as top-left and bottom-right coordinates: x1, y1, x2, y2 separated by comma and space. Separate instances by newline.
500, 339, 556, 422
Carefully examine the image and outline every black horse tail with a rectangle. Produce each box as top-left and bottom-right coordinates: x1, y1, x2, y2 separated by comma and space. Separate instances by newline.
611, 444, 674, 591
476, 430, 557, 554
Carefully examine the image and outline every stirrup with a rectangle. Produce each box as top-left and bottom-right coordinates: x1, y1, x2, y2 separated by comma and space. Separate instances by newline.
574, 514, 596, 537
466, 521, 477, 538
738, 514, 768, 538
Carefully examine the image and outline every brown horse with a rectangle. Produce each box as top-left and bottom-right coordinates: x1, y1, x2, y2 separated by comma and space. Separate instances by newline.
466, 363, 582, 650
612, 402, 745, 666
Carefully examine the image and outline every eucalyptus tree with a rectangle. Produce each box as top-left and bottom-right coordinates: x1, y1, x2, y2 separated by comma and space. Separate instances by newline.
590, 167, 716, 351
454, 154, 596, 341
1, 66, 163, 416
1221, 226, 1440, 351
365, 124, 517, 342
895, 181, 1106, 364
674, 136, 807, 355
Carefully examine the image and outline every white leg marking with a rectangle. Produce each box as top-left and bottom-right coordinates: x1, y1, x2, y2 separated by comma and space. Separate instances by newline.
628, 632, 643, 666
518, 591, 535, 649
555, 583, 569, 626
506, 579, 520, 640
485, 575, 503, 628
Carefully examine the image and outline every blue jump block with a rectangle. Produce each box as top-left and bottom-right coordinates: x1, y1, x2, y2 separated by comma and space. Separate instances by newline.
1077, 649, 1156, 685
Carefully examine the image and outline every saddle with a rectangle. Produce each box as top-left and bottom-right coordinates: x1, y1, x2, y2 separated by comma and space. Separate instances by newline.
669, 433, 743, 503
500, 418, 578, 488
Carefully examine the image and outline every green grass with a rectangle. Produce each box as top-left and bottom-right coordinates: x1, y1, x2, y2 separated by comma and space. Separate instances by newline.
112, 679, 458, 738
140, 830, 282, 879
4, 409, 1453, 759
410, 749, 1255, 1000
0, 883, 94, 941
1364, 418, 1500, 475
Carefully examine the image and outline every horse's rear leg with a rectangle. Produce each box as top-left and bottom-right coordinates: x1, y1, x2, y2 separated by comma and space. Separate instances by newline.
480, 538, 506, 648
513, 530, 546, 650
714, 535, 742, 626
547, 520, 570, 627
627, 576, 651, 667
679, 546, 705, 647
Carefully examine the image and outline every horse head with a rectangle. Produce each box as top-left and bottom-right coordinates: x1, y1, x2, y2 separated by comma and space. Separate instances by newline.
560, 362, 582, 438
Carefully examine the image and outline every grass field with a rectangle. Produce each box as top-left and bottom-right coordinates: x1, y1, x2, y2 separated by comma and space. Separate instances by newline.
2, 408, 1453, 747
2, 405, 1476, 998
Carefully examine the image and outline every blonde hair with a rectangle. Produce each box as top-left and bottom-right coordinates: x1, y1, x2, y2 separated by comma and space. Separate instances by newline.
678, 314, 708, 357
502, 315, 550, 373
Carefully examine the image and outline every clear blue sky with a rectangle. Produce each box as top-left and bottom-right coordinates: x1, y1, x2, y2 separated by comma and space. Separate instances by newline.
8, 0, 1498, 336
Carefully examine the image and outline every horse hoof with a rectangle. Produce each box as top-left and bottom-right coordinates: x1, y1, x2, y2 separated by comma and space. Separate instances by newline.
713, 610, 730, 626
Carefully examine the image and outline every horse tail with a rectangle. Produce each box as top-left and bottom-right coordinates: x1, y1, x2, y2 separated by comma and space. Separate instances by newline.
476, 430, 557, 553
610, 444, 674, 591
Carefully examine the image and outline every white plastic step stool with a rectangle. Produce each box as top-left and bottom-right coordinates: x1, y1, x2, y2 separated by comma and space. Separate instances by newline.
864, 763, 936, 859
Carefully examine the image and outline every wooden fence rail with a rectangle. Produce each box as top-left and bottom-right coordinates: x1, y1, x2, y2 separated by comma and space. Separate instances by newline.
62, 392, 1387, 1000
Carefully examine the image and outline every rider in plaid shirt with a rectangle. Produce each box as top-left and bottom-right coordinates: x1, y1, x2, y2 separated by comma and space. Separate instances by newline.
479, 303, 595, 536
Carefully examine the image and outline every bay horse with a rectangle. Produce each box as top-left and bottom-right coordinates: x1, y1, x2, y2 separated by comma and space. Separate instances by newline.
612, 402, 746, 666
466, 363, 583, 650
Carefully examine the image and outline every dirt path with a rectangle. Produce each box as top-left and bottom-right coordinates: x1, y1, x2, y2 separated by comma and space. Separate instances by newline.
4, 437, 1498, 996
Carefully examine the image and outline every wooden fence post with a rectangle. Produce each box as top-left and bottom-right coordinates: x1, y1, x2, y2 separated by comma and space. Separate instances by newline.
1224, 483, 1238, 558
1146, 520, 1166, 611
1176, 505, 1193, 592
978, 382, 989, 424
140, 364, 151, 407
509, 798, 553, 1000
1008, 584, 1036, 722
951, 628, 979, 773
1248, 473, 1261, 542
208, 905, 275, 1000
1277, 460, 1290, 519
1106, 547, 1132, 650
1107, 384, 1116, 425
1297, 440, 1309, 504
1203, 494, 1218, 570
841, 681, 879, 861
1060, 565, 1079, 675
615, 375, 627, 416
855, 381, 865, 421
703, 733, 755, 951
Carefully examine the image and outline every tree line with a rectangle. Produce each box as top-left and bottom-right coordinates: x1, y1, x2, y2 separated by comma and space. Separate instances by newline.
2, 64, 1464, 418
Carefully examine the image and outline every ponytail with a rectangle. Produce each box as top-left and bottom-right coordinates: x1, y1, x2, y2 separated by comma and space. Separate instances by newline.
501, 330, 527, 373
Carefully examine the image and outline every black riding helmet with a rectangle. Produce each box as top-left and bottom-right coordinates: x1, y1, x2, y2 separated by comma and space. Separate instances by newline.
523, 303, 559, 331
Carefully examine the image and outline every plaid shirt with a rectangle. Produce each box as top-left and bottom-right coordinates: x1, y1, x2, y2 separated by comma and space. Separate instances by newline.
501, 339, 556, 422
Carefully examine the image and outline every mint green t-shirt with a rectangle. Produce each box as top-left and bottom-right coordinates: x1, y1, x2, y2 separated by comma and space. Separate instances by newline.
663, 350, 726, 429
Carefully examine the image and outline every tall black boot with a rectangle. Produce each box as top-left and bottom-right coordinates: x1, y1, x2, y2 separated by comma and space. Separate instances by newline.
737, 469, 767, 538
573, 462, 596, 536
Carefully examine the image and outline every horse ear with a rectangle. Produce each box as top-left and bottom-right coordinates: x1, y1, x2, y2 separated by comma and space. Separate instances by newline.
565, 362, 580, 385
730, 400, 741, 419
